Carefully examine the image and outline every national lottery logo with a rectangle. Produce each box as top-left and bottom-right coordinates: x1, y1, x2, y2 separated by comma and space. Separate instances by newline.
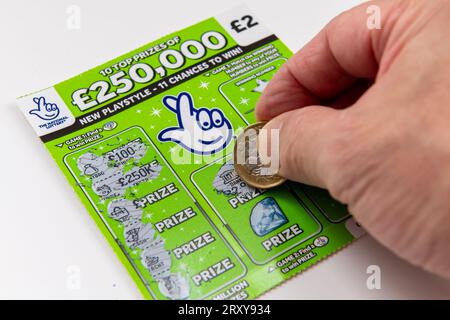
29, 96, 60, 121
158, 92, 233, 155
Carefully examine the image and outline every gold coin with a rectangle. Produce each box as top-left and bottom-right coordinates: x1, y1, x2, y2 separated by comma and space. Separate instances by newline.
233, 122, 286, 189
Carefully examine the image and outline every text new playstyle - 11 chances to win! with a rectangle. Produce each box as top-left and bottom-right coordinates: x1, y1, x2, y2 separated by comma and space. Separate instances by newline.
17, 6, 365, 300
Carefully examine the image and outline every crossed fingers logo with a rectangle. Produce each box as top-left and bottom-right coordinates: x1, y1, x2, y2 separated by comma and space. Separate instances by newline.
158, 92, 233, 155
29, 96, 60, 121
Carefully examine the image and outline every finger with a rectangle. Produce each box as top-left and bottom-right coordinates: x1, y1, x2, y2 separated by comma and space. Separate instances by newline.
162, 96, 178, 113
177, 92, 195, 126
256, 0, 398, 120
262, 106, 343, 188
158, 128, 183, 142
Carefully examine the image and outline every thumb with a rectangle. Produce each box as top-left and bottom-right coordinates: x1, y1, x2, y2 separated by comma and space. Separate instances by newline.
158, 128, 184, 142
262, 105, 344, 188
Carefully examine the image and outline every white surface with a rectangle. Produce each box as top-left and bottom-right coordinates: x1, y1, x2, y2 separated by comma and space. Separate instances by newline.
0, 0, 449, 300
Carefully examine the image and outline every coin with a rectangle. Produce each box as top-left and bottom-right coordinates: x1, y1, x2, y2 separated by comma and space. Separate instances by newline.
233, 122, 286, 189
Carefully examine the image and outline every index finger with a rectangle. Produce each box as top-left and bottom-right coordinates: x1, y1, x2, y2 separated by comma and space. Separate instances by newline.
255, 0, 398, 120
176, 92, 195, 127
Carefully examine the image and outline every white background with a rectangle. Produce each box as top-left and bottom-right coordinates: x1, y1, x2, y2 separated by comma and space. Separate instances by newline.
0, 0, 449, 299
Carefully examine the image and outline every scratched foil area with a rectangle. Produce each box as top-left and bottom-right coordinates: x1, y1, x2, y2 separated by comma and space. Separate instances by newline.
107, 199, 189, 299
213, 160, 255, 196
76, 140, 162, 199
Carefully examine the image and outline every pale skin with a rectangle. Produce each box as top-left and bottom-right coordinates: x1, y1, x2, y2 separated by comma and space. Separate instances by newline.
256, 0, 450, 279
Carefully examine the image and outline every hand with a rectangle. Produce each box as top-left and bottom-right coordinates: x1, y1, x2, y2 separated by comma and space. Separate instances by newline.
256, 0, 450, 278
29, 96, 59, 121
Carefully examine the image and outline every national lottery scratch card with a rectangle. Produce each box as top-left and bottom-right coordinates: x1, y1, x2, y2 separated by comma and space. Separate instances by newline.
17, 6, 364, 300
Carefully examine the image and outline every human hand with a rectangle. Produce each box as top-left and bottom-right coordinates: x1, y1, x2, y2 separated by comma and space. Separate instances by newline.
256, 0, 450, 278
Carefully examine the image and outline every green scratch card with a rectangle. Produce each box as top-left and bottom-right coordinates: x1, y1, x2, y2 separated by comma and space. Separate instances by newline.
17, 6, 364, 300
